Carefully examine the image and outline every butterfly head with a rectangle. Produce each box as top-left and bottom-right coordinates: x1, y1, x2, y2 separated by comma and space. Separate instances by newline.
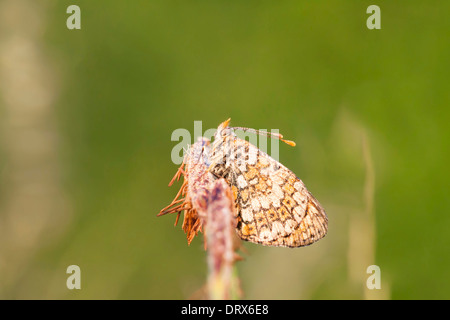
215, 118, 234, 139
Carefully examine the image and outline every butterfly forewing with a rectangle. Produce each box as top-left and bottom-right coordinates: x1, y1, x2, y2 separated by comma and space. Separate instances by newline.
209, 122, 328, 248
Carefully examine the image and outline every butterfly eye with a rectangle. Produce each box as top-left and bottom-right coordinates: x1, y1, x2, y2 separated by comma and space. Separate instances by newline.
221, 128, 230, 137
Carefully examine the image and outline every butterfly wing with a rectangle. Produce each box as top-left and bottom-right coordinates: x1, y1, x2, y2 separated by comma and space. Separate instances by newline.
211, 135, 328, 248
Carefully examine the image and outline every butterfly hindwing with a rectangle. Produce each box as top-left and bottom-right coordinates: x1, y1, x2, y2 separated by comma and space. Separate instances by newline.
209, 122, 328, 248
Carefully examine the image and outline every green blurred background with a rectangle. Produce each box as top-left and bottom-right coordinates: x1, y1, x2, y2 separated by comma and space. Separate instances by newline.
0, 0, 449, 299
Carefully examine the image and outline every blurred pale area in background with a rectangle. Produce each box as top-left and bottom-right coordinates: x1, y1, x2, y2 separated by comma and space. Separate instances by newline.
0, 0, 449, 299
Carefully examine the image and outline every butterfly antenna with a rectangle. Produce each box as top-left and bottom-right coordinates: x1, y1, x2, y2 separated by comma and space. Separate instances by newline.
231, 127, 296, 147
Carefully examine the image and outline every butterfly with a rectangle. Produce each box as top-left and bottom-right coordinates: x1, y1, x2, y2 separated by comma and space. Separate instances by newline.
208, 119, 328, 247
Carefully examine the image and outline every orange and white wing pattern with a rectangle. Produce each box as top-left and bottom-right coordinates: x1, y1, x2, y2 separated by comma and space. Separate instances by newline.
209, 119, 328, 248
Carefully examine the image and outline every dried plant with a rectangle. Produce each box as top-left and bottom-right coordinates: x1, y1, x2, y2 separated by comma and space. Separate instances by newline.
158, 137, 242, 299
